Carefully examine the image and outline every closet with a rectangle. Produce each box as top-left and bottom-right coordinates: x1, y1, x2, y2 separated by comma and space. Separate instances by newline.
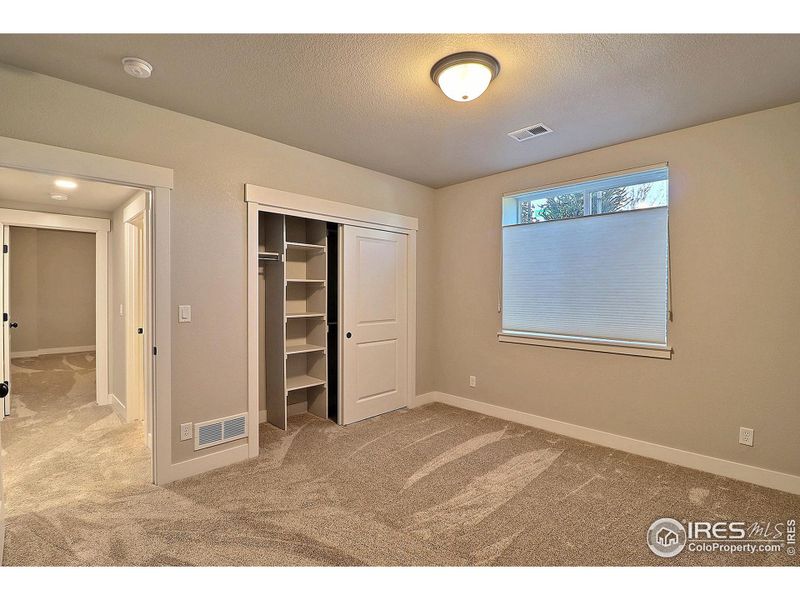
259, 213, 333, 429
248, 184, 418, 441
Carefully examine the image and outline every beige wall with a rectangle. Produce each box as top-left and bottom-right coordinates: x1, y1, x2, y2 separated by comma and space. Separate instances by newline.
0, 68, 436, 464
433, 102, 800, 477
9, 227, 95, 353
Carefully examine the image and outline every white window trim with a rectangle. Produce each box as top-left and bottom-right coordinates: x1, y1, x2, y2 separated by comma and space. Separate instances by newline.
497, 331, 672, 359
499, 162, 672, 360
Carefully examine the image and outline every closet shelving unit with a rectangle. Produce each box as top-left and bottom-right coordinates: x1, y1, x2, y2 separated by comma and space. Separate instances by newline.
261, 212, 329, 430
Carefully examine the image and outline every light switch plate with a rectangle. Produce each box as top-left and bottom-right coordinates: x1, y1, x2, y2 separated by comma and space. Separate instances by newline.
119, 303, 124, 317
178, 305, 192, 323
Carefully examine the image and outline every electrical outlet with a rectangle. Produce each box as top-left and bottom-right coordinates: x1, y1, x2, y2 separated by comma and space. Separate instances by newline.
739, 427, 754, 447
469, 375, 477, 388
180, 422, 193, 441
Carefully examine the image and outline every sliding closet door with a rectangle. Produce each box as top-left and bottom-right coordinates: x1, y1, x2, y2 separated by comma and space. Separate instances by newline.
341, 226, 408, 425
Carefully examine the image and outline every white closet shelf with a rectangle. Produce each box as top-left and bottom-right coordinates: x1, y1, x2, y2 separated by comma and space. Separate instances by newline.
286, 278, 326, 284
285, 343, 325, 355
286, 241, 326, 251
286, 375, 326, 392
286, 312, 326, 319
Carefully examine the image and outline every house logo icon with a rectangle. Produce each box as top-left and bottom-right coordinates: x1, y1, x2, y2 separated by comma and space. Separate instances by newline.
647, 518, 687, 557
657, 527, 678, 546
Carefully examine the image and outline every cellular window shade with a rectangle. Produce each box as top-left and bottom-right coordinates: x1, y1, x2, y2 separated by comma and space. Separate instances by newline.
502, 207, 669, 346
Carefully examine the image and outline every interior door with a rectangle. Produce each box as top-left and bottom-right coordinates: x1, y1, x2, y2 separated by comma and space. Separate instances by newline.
0, 224, 7, 563
125, 211, 151, 447
341, 225, 408, 424
1, 224, 9, 418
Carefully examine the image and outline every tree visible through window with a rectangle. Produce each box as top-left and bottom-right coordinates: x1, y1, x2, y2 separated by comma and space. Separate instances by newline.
518, 181, 665, 224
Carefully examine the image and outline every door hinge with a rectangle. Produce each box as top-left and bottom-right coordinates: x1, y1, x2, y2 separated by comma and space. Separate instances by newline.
3, 313, 7, 322
153, 346, 158, 356
3, 244, 8, 253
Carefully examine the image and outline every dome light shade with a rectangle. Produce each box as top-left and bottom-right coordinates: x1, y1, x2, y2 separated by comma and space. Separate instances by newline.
431, 52, 500, 102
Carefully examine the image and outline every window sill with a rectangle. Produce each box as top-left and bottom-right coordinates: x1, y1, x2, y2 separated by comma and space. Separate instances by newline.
497, 331, 672, 359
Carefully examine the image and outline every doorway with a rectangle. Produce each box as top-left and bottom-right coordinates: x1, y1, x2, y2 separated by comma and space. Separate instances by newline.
0, 209, 110, 420
0, 167, 154, 496
0, 134, 173, 563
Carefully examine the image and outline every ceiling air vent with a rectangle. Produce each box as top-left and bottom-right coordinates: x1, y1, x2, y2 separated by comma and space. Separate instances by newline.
508, 123, 553, 142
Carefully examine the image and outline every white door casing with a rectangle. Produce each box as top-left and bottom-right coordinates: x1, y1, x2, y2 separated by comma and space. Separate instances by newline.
342, 226, 408, 424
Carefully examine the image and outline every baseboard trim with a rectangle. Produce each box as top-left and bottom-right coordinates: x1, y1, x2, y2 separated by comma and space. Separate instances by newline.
109, 393, 125, 416
10, 345, 95, 359
409, 392, 439, 408
413, 392, 800, 496
159, 442, 250, 485
259, 409, 267, 423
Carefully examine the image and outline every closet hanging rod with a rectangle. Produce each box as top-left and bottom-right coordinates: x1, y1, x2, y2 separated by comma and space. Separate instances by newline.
258, 252, 282, 261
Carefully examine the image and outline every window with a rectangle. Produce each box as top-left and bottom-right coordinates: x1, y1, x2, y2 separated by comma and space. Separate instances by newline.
500, 165, 671, 358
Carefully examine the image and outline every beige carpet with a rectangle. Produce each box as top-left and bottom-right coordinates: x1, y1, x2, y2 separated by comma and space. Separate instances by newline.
2, 353, 798, 566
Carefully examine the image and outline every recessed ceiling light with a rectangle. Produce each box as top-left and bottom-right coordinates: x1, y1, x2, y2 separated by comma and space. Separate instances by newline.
122, 57, 153, 79
54, 179, 78, 190
50, 193, 68, 201
431, 51, 500, 103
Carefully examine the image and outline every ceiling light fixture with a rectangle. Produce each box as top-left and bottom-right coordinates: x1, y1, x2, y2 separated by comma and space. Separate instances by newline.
430, 51, 500, 103
122, 57, 153, 79
54, 179, 78, 190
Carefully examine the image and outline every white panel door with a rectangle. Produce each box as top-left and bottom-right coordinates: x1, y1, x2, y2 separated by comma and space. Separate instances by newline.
342, 226, 408, 424
1, 224, 8, 418
0, 225, 7, 563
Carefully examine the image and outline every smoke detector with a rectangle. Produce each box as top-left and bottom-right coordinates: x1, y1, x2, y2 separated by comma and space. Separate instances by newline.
122, 57, 153, 79
508, 123, 553, 142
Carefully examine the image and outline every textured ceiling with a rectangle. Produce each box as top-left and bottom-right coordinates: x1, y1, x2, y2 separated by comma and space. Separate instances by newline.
0, 166, 139, 213
0, 34, 799, 188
